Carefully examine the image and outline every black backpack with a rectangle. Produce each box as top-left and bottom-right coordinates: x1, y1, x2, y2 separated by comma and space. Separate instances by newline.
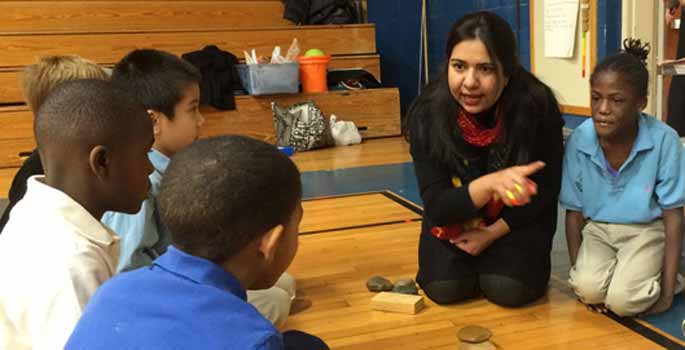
284, 0, 364, 25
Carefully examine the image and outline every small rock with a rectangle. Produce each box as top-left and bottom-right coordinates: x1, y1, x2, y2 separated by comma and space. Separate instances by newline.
366, 276, 393, 292
457, 325, 492, 343
459, 340, 495, 350
392, 278, 419, 295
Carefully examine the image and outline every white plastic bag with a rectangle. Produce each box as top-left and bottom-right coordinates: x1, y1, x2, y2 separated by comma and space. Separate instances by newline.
330, 114, 361, 146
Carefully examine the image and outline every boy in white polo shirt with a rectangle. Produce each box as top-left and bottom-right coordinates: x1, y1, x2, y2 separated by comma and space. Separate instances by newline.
0, 79, 153, 350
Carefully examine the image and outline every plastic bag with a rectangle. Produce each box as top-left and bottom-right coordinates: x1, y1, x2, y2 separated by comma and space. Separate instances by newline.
330, 114, 361, 146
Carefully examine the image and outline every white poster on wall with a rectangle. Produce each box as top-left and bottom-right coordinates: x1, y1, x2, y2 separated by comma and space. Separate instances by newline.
544, 0, 579, 58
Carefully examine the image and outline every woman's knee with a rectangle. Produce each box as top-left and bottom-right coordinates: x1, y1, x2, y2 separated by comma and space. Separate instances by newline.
479, 274, 545, 307
422, 278, 479, 305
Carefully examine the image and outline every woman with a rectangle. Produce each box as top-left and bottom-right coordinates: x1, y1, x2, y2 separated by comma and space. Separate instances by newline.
403, 11, 564, 307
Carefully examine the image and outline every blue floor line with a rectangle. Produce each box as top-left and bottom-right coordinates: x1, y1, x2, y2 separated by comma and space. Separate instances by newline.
301, 162, 422, 205
641, 296, 684, 341
301, 161, 685, 342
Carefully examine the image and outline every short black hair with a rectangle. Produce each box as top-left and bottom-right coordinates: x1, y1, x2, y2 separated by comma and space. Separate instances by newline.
159, 135, 302, 263
111, 49, 201, 119
35, 79, 150, 153
591, 38, 650, 98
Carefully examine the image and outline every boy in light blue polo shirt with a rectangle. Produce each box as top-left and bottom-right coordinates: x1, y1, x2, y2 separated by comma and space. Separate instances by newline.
101, 49, 297, 328
561, 39, 684, 317
101, 49, 204, 272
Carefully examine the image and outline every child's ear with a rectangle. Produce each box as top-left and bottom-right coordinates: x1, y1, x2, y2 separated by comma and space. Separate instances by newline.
258, 225, 285, 263
638, 96, 648, 111
147, 109, 163, 136
88, 145, 110, 179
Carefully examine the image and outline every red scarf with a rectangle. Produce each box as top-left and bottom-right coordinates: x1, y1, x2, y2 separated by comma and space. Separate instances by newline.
457, 108, 503, 147
430, 109, 506, 241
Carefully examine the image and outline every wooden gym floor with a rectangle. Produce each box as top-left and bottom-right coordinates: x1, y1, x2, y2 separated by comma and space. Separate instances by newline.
286, 137, 685, 350
0, 137, 681, 349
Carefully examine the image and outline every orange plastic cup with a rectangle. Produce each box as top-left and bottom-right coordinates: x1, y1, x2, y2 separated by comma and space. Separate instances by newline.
298, 55, 331, 93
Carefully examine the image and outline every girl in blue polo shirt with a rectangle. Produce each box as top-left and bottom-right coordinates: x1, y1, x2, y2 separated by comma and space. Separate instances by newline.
561, 39, 684, 317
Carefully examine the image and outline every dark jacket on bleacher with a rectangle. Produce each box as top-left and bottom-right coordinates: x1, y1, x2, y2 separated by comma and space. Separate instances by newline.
182, 45, 241, 111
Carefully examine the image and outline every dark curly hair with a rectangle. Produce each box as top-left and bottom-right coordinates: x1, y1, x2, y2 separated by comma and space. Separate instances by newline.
591, 38, 650, 98
158, 136, 302, 264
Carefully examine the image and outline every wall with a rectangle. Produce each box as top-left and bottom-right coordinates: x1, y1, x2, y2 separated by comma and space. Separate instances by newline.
532, 0, 597, 114
367, 1, 423, 114
427, 1, 531, 78
369, 0, 530, 114
621, 0, 659, 116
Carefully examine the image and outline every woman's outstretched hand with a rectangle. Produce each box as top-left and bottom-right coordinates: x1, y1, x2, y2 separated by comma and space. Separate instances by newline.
486, 161, 545, 207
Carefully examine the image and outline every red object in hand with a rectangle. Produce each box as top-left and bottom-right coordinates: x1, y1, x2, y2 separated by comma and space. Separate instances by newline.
431, 225, 463, 241
484, 197, 504, 218
431, 218, 487, 241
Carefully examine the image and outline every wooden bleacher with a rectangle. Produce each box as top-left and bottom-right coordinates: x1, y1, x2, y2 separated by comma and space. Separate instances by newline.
0, 0, 401, 197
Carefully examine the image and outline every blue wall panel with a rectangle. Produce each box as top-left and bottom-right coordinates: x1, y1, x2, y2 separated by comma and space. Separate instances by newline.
427, 0, 531, 77
596, 0, 622, 59
426, 1, 474, 78
367, 1, 423, 114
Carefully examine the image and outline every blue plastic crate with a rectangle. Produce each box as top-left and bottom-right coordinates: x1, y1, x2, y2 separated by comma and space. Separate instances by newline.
237, 62, 300, 95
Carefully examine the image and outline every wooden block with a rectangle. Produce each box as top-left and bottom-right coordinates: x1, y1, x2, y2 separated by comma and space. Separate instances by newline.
370, 292, 424, 314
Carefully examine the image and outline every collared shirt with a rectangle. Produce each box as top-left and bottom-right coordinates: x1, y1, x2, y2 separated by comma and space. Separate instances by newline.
0, 176, 119, 350
560, 114, 685, 223
66, 246, 283, 350
102, 148, 172, 272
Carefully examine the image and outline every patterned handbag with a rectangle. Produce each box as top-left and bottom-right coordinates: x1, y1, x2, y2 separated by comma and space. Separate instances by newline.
272, 101, 334, 151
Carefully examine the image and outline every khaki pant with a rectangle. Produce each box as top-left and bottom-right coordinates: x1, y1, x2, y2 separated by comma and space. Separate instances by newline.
247, 272, 296, 329
568, 220, 683, 317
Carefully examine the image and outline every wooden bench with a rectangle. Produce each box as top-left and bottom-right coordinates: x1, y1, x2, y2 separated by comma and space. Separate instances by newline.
0, 0, 401, 197
0, 89, 400, 165
0, 54, 383, 105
